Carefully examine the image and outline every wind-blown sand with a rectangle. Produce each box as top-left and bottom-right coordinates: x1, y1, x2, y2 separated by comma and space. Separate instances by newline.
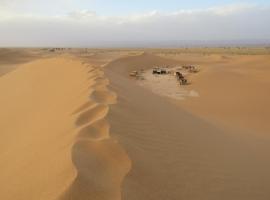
105, 53, 270, 200
0, 49, 270, 200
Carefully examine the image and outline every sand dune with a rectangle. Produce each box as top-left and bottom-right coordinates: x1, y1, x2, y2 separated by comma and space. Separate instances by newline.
171, 54, 270, 134
1, 49, 270, 200
61, 62, 131, 200
0, 48, 45, 76
105, 53, 270, 200
0, 56, 91, 199
0, 51, 132, 200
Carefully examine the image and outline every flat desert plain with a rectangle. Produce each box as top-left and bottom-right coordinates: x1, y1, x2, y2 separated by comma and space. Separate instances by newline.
0, 48, 270, 200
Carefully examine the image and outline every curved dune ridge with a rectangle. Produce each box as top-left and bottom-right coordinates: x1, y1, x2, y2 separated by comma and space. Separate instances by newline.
61, 60, 131, 200
0, 55, 131, 200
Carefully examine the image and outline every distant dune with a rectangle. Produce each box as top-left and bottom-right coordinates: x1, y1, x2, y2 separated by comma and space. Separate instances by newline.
0, 48, 270, 200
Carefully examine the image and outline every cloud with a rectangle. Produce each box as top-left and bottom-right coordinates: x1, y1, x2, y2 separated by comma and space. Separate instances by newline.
207, 3, 256, 16
0, 3, 269, 47
0, 0, 31, 9
68, 10, 97, 19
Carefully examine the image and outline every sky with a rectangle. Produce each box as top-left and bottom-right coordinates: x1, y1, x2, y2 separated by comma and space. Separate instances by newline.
0, 0, 270, 47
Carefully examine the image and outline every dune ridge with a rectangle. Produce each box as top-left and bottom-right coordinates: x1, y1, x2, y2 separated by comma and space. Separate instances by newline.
0, 54, 131, 200
61, 62, 131, 200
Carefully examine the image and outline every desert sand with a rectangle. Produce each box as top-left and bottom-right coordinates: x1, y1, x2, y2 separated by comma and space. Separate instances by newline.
176, 54, 270, 135
0, 48, 270, 200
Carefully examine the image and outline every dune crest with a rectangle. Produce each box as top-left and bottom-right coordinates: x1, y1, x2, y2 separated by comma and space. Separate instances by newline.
0, 55, 131, 200
60, 61, 131, 200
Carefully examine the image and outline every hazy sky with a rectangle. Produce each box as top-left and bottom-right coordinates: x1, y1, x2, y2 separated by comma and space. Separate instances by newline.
0, 0, 270, 47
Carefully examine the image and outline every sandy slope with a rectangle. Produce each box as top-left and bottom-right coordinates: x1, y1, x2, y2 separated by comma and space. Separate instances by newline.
0, 56, 93, 200
0, 49, 28, 76
0, 51, 133, 200
105, 53, 270, 200
1, 49, 270, 200
169, 54, 270, 134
